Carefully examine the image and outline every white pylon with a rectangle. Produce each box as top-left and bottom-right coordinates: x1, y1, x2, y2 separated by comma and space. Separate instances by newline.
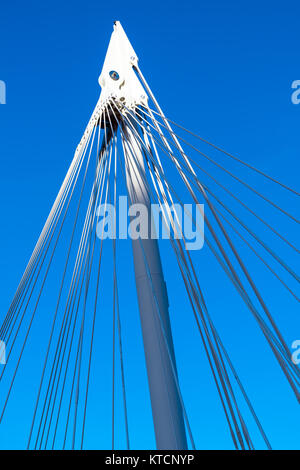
98, 21, 188, 449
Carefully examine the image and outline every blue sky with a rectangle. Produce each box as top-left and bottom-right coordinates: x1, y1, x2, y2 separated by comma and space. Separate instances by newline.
0, 0, 299, 450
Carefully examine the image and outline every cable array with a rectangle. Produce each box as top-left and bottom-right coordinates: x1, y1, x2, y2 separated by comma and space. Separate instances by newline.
0, 67, 299, 450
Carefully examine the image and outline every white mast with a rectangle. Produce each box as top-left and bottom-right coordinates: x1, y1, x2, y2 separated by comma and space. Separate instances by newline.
98, 21, 188, 449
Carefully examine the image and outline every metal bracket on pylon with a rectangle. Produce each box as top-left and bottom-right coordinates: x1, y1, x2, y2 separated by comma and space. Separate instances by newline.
98, 21, 148, 110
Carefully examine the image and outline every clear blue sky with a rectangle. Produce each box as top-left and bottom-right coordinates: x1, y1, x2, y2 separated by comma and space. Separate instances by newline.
0, 0, 299, 450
